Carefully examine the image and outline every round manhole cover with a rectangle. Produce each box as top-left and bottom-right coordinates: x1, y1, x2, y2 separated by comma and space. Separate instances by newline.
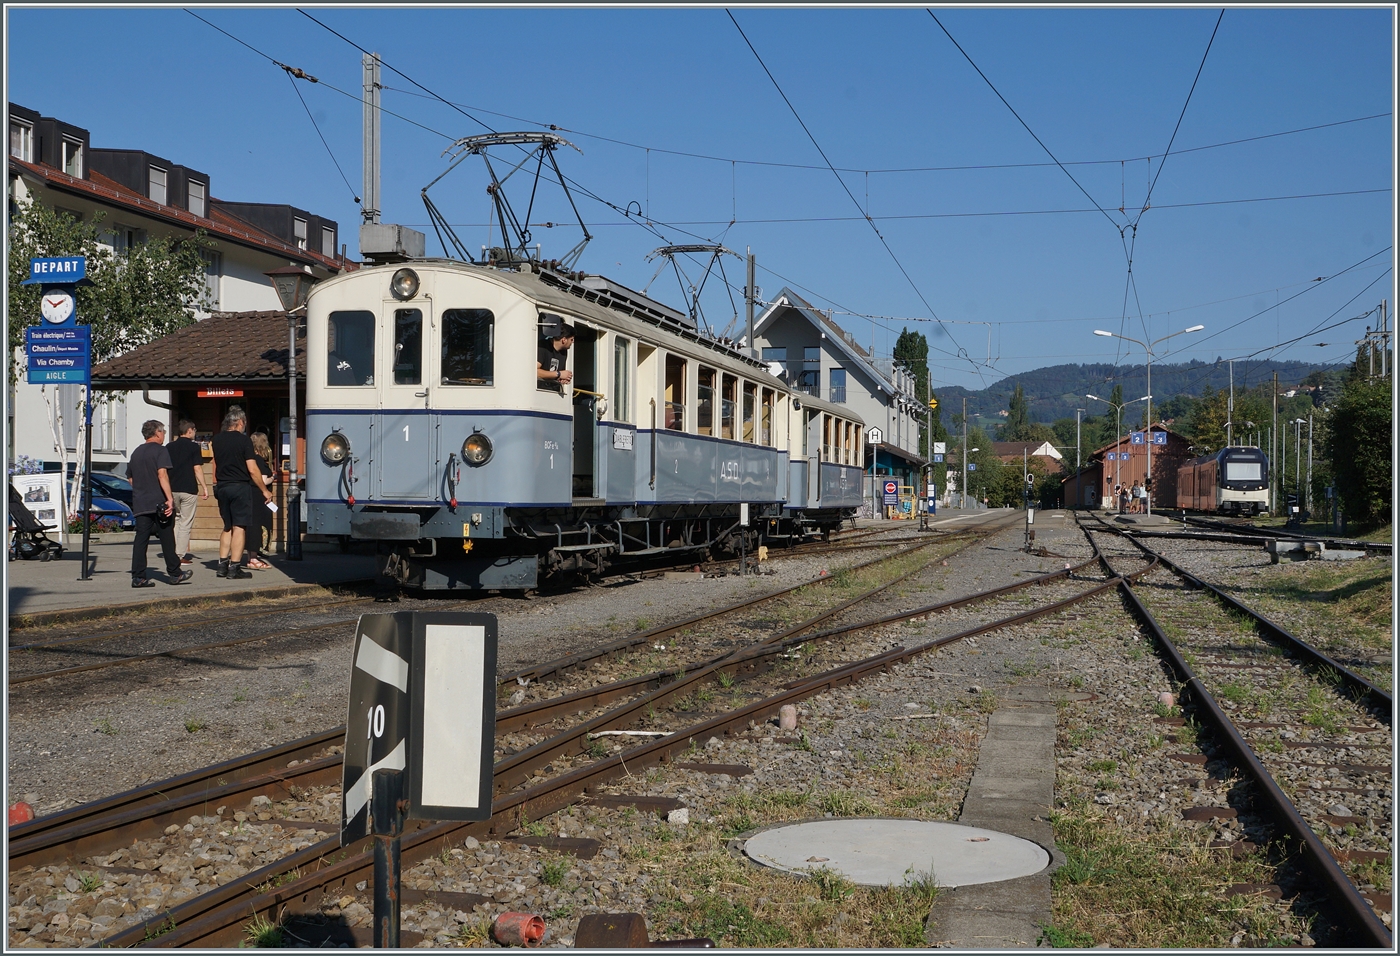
742, 819, 1049, 887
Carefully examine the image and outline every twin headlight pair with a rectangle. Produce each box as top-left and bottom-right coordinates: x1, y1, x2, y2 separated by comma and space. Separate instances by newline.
320, 431, 493, 466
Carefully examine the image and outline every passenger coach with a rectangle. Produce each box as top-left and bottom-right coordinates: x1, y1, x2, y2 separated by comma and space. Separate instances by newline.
304, 259, 865, 589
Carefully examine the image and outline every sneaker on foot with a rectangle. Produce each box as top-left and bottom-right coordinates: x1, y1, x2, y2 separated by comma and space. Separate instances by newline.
225, 566, 253, 580
170, 570, 194, 585
132, 577, 155, 588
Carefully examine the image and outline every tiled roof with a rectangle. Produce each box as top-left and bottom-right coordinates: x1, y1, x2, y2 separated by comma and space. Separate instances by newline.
91, 311, 304, 387
9, 157, 351, 273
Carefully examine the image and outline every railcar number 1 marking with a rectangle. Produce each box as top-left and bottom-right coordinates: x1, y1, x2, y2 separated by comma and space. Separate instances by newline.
403, 425, 410, 441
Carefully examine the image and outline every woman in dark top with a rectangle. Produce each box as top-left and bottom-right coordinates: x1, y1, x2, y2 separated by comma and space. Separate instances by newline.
247, 432, 276, 569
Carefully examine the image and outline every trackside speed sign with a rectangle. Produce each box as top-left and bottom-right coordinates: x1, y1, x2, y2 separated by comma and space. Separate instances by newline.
342, 612, 498, 845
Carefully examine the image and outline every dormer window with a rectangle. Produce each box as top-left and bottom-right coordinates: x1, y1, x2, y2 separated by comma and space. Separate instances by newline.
148, 165, 167, 204
9, 119, 33, 162
322, 225, 336, 257
61, 137, 83, 177
187, 180, 206, 217
294, 217, 308, 250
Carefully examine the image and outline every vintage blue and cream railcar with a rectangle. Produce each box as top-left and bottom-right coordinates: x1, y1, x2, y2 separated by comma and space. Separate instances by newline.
1175, 445, 1271, 516
304, 259, 865, 589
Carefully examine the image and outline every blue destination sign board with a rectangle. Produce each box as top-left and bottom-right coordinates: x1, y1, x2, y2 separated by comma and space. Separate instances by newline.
24, 257, 87, 285
26, 326, 91, 384
1130, 431, 1145, 444
1152, 431, 1167, 445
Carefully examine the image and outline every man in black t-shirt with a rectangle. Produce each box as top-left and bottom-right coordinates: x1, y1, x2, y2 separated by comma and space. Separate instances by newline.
211, 407, 274, 579
129, 420, 193, 587
167, 419, 210, 564
536, 324, 575, 392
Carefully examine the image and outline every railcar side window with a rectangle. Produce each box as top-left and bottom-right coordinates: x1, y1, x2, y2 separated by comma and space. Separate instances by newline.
441, 309, 494, 386
843, 421, 853, 464
327, 310, 375, 386
393, 309, 422, 385
760, 388, 774, 446
664, 354, 686, 430
823, 414, 833, 462
613, 337, 632, 423
742, 382, 756, 442
721, 375, 737, 440
697, 367, 715, 436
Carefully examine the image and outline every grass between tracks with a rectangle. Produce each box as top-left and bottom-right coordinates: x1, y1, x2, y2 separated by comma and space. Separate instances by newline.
589, 691, 989, 947
1215, 555, 1392, 666
1044, 792, 1314, 948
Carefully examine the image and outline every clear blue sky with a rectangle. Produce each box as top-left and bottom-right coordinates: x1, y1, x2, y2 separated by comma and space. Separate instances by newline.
6, 6, 1394, 391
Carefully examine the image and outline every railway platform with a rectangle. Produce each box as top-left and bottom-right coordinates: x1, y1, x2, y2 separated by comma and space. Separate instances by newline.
6, 535, 375, 627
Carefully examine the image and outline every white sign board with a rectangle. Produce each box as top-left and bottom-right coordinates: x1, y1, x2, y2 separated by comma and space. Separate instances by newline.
867, 426, 884, 445
342, 611, 497, 845
12, 473, 63, 527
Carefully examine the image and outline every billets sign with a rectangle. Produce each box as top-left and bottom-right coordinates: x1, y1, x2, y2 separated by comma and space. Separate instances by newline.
342, 612, 497, 845
882, 480, 899, 505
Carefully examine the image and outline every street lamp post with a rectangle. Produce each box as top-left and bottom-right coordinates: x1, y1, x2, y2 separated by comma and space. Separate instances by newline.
265, 265, 319, 561
1094, 325, 1204, 515
1087, 393, 1150, 506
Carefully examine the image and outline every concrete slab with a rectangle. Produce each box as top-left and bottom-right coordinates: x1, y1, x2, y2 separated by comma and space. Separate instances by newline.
6, 536, 375, 625
927, 687, 1059, 949
742, 819, 1049, 888
1112, 513, 1177, 527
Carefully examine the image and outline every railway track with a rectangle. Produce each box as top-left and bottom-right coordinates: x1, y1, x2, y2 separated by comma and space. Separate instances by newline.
1080, 514, 1392, 947
6, 525, 926, 688
16, 511, 1168, 948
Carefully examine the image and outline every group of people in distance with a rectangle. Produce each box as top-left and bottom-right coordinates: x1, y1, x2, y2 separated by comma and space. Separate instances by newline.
129, 406, 277, 587
1112, 480, 1149, 514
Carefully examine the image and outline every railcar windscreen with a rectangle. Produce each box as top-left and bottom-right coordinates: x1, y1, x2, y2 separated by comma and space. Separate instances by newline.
1225, 462, 1262, 482
441, 309, 494, 386
327, 310, 376, 386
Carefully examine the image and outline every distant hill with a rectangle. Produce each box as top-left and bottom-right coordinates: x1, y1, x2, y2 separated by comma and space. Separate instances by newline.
933, 359, 1342, 428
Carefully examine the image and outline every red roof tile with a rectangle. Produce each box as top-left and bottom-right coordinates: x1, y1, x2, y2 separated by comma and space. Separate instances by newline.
9, 158, 353, 274
91, 311, 304, 387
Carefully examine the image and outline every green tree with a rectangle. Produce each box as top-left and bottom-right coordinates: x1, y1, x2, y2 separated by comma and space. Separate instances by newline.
999, 382, 1034, 441
7, 198, 212, 373
894, 327, 930, 458
1325, 353, 1391, 531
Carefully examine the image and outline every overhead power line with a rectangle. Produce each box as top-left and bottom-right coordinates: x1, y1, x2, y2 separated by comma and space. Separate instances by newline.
377, 82, 1390, 176
728, 8, 982, 381
1137, 10, 1225, 225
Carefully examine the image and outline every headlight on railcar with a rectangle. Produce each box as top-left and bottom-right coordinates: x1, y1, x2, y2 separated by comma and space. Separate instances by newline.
462, 432, 493, 466
321, 432, 351, 465
389, 267, 420, 300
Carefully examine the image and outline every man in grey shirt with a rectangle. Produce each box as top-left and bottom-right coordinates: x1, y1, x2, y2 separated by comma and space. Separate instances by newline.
129, 420, 194, 587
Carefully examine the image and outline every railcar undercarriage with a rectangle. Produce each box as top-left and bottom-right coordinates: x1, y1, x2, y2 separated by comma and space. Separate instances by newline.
364, 502, 854, 591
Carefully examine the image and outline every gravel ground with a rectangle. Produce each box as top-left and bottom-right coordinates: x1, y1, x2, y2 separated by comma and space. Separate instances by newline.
5, 524, 944, 814
18, 512, 1363, 949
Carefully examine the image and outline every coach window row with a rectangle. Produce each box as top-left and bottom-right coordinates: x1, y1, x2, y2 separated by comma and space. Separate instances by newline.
819, 412, 860, 465
327, 309, 495, 387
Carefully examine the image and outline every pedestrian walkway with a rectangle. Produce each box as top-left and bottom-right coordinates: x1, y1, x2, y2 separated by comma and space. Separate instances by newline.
6, 534, 375, 626
926, 686, 1068, 949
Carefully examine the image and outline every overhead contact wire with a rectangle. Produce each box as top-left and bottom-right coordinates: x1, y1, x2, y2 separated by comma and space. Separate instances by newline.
728, 9, 982, 383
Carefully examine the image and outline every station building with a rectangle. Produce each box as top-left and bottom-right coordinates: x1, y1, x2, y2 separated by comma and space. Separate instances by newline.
1061, 427, 1193, 509
7, 101, 351, 474
752, 289, 927, 515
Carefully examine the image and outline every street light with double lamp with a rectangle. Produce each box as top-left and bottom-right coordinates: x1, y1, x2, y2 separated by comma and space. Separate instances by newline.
1093, 325, 1205, 515
265, 265, 319, 560
1086, 393, 1149, 507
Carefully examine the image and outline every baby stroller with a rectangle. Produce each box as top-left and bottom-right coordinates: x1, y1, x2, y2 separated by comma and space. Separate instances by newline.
9, 483, 64, 561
